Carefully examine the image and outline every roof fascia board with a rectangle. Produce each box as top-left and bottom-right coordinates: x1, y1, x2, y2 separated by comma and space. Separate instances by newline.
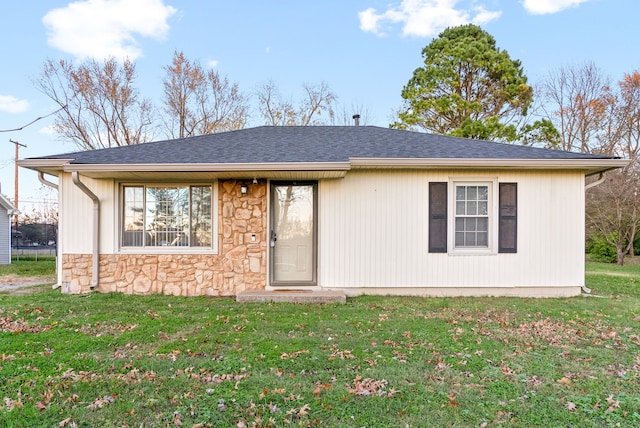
62, 162, 351, 173
20, 157, 629, 176
348, 157, 630, 170
18, 158, 73, 171
0, 193, 17, 211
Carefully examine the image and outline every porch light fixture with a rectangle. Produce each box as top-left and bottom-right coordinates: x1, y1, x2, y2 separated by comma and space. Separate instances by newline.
240, 183, 249, 195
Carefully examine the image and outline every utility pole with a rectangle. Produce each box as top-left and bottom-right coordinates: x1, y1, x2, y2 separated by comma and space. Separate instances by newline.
9, 139, 26, 210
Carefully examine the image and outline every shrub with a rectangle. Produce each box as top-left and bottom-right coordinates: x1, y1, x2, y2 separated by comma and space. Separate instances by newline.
586, 233, 618, 263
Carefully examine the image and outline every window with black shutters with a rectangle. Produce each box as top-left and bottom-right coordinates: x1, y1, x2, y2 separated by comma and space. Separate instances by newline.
428, 180, 517, 254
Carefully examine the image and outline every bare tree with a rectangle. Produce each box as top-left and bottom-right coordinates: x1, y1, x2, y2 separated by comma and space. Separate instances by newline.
331, 103, 374, 126
549, 67, 640, 263
588, 72, 640, 257
256, 80, 336, 126
586, 162, 640, 265
161, 51, 249, 138
35, 58, 155, 150
598, 72, 640, 159
540, 62, 610, 153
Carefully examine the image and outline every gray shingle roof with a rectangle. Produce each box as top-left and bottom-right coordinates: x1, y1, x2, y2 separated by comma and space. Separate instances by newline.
33, 126, 617, 165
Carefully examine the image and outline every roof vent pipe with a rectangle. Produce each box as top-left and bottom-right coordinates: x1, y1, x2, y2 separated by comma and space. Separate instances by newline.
352, 114, 360, 126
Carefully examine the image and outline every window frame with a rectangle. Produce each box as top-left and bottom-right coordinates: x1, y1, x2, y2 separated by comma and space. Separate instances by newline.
448, 178, 498, 255
119, 181, 218, 254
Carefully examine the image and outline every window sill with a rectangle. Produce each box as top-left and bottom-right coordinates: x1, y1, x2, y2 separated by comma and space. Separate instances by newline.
448, 247, 496, 256
119, 247, 219, 255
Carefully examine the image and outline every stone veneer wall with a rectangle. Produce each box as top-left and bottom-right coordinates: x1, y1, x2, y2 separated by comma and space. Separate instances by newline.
61, 180, 267, 295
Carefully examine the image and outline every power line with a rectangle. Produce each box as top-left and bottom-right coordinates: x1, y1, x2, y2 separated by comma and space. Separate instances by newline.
0, 104, 66, 133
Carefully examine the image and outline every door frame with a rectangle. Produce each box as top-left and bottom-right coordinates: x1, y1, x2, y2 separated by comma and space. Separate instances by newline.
269, 181, 318, 287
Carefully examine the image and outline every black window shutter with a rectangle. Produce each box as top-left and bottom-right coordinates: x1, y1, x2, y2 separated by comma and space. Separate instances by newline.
429, 182, 447, 253
499, 183, 517, 253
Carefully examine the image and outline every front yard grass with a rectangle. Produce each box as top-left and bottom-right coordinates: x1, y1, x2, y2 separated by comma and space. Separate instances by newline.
0, 256, 56, 278
1, 260, 639, 427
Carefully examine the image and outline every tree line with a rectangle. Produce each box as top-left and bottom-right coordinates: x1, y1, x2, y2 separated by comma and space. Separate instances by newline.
35, 25, 640, 264
36, 51, 351, 150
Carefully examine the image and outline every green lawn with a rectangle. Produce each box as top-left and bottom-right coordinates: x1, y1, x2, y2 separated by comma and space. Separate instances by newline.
0, 256, 56, 278
1, 261, 639, 427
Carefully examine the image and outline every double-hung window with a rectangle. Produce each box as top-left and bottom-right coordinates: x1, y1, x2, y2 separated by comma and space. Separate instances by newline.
454, 184, 489, 248
429, 179, 516, 254
122, 184, 214, 249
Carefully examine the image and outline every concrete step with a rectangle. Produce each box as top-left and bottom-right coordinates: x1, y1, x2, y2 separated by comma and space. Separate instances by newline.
236, 289, 346, 304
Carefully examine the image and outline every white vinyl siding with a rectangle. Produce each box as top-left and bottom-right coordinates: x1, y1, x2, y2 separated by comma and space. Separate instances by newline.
318, 170, 585, 290
59, 173, 115, 254
0, 206, 10, 264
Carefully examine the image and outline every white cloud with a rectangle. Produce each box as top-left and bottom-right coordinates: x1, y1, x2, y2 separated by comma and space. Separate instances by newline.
42, 0, 177, 61
207, 59, 219, 69
38, 125, 57, 135
0, 95, 29, 114
522, 0, 590, 15
358, 0, 502, 37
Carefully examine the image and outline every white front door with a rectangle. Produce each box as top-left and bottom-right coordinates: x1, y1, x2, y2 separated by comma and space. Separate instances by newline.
270, 182, 317, 286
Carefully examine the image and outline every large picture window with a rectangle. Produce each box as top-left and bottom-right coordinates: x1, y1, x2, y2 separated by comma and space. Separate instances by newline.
122, 184, 213, 248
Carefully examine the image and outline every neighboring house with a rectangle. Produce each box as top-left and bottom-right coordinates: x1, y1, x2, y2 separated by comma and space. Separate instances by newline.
19, 126, 627, 297
0, 192, 18, 265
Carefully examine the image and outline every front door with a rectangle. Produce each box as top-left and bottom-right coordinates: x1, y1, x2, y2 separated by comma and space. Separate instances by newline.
270, 182, 317, 286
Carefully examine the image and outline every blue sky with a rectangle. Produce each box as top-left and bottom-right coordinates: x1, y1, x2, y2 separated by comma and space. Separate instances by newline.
0, 0, 638, 212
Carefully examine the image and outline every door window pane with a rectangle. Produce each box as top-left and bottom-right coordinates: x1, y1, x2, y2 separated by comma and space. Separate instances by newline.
272, 184, 315, 282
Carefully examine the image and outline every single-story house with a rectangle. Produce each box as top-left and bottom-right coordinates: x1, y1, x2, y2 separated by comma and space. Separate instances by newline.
0, 191, 18, 265
19, 126, 627, 297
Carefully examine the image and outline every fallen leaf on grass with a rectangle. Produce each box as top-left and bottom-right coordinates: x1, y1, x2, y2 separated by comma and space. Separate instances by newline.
605, 395, 620, 413
286, 403, 311, 418
280, 349, 309, 359
328, 346, 355, 360
435, 361, 450, 371
313, 386, 322, 398
173, 413, 184, 426
557, 376, 571, 385
58, 417, 72, 427
86, 395, 115, 410
3, 397, 23, 411
0, 316, 51, 333
392, 350, 408, 363
313, 382, 331, 398
502, 364, 515, 375
566, 402, 577, 411
448, 393, 460, 407
347, 375, 398, 398
218, 399, 227, 412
